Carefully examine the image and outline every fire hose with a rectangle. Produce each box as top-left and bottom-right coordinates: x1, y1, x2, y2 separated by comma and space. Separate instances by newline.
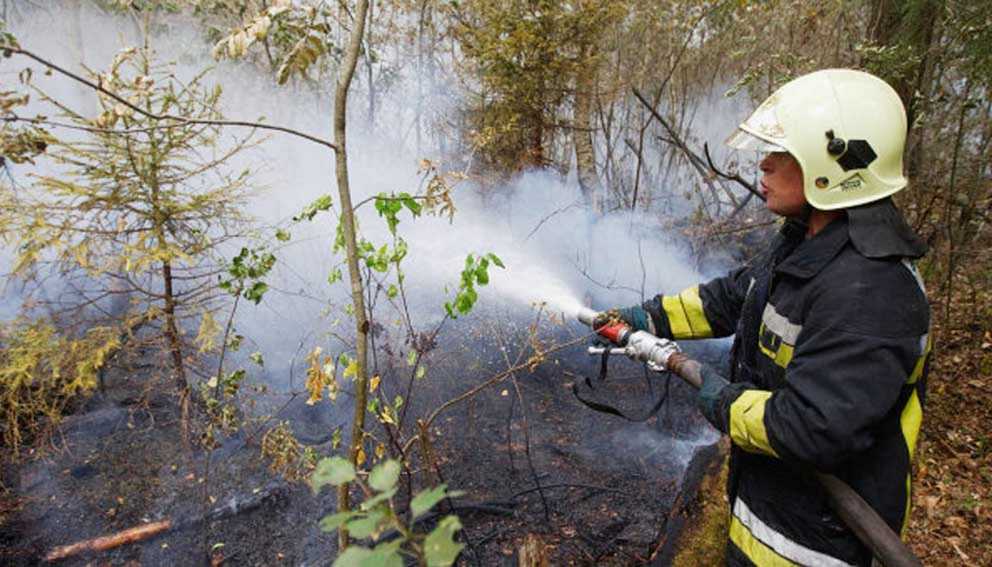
575, 307, 922, 567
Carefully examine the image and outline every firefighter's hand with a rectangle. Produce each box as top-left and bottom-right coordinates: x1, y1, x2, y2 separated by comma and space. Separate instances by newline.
593, 305, 651, 333
696, 364, 731, 432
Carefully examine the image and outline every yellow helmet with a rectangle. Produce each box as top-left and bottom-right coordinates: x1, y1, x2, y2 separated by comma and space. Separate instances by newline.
726, 69, 908, 210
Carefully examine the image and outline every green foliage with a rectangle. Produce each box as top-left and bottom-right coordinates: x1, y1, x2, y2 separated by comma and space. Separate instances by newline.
209, 0, 340, 83
374, 193, 422, 235
2, 46, 255, 343
444, 252, 505, 318
220, 245, 277, 304
423, 516, 464, 567
312, 458, 465, 566
259, 421, 317, 482
293, 194, 334, 222
1, 25, 57, 169
450, 0, 622, 173
411, 484, 463, 519
0, 91, 57, 166
947, 0, 992, 87
0, 320, 119, 459
311, 455, 357, 493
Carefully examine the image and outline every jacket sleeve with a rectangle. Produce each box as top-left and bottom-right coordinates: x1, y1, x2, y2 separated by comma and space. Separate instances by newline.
644, 266, 751, 340
722, 264, 930, 470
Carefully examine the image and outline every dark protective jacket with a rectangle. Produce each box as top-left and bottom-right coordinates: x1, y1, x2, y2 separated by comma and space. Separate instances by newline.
646, 215, 930, 566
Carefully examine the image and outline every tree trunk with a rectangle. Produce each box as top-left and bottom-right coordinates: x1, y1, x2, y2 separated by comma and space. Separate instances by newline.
366, 0, 376, 128
333, 0, 372, 553
574, 45, 601, 211
529, 107, 545, 168
867, 0, 941, 136
161, 259, 189, 443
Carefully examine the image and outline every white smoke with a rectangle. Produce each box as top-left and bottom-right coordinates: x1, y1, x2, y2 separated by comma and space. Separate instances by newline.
4, 4, 745, 390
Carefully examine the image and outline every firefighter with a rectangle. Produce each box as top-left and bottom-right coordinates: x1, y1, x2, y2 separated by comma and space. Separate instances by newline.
606, 69, 930, 566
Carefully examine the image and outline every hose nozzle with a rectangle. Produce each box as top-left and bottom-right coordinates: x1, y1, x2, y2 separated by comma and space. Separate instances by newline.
575, 306, 599, 327
575, 307, 632, 346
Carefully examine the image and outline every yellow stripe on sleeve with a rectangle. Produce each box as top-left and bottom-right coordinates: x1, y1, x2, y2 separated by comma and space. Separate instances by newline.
678, 285, 713, 338
729, 390, 779, 457
662, 294, 692, 339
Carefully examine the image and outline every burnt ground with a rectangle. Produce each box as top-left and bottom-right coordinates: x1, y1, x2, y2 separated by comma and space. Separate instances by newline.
0, 313, 725, 566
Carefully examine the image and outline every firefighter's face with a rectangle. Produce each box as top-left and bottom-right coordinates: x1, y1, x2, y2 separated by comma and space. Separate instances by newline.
759, 152, 807, 217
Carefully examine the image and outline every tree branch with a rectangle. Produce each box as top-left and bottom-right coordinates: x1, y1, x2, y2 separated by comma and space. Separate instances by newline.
2, 46, 338, 152
631, 87, 765, 204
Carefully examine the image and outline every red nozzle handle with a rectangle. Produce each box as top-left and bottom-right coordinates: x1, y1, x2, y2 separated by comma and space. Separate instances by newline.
595, 321, 631, 346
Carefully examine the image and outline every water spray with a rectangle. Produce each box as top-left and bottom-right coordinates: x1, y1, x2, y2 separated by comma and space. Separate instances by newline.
575, 307, 922, 567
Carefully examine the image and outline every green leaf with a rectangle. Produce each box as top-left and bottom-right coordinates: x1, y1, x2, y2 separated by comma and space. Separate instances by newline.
406, 350, 417, 366
411, 484, 448, 519
319, 511, 359, 533
415, 365, 426, 380
294, 194, 333, 222
275, 229, 291, 242
368, 459, 400, 492
311, 456, 355, 494
486, 253, 505, 269
345, 509, 385, 539
328, 267, 343, 285
366, 540, 404, 567
249, 351, 264, 366
245, 281, 268, 304
474, 266, 489, 285
343, 359, 359, 378
359, 487, 397, 511
424, 515, 464, 566
400, 193, 422, 216
332, 545, 374, 567
386, 284, 398, 299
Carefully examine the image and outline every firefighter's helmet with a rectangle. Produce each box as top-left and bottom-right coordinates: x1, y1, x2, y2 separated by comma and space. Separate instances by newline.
726, 69, 908, 210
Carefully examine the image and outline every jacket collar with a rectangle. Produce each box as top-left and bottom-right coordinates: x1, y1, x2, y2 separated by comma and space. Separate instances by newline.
775, 215, 850, 279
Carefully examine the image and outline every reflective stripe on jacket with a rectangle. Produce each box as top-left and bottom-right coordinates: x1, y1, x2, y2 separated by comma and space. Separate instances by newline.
646, 217, 930, 566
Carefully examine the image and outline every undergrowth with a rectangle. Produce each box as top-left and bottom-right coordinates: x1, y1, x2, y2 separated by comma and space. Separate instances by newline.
0, 320, 118, 462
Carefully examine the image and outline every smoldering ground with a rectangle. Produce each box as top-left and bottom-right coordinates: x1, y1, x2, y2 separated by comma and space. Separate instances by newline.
3, 3, 752, 563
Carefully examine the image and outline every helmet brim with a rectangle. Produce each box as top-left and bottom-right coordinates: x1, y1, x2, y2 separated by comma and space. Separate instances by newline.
725, 129, 787, 153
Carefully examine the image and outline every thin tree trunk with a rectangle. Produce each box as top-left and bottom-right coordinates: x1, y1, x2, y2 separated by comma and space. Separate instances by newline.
574, 44, 601, 211
162, 259, 189, 443
366, 0, 375, 128
333, 0, 372, 553
941, 80, 972, 329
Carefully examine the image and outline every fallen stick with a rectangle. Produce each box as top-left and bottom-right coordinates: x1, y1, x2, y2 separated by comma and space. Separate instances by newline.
44, 520, 173, 562
44, 480, 288, 562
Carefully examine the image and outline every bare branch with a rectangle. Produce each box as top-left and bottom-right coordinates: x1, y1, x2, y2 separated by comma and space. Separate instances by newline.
2, 46, 338, 152
631, 87, 765, 204
703, 142, 759, 198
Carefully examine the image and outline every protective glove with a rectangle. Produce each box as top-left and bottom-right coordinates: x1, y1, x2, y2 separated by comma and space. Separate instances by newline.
696, 364, 731, 433
592, 305, 652, 334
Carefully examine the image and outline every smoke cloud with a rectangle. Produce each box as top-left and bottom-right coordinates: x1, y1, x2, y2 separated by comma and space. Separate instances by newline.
5, 3, 747, 457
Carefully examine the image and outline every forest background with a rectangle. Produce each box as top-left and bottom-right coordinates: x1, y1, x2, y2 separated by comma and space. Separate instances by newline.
0, 0, 990, 564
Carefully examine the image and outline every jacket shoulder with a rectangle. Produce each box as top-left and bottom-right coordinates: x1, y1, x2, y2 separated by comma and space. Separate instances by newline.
806, 245, 930, 337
